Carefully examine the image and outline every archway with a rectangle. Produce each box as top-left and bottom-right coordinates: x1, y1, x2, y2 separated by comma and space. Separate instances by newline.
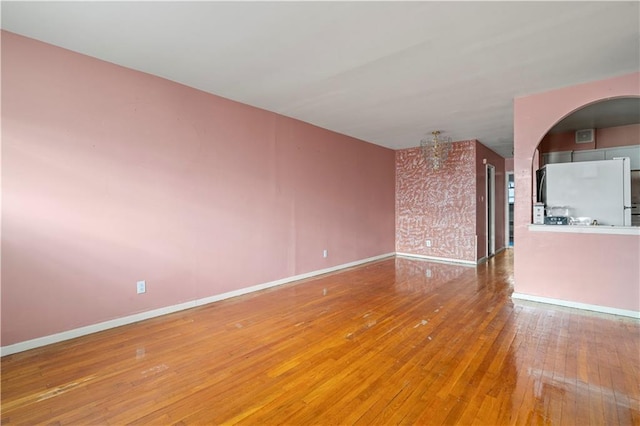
529, 97, 640, 224
512, 72, 639, 316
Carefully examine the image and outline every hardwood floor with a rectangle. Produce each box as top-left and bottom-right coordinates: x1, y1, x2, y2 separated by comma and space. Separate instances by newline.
2, 250, 639, 425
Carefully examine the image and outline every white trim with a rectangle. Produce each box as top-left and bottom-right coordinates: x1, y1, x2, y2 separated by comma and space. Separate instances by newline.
194, 252, 395, 306
0, 301, 198, 357
512, 292, 640, 319
505, 171, 514, 248
1, 252, 395, 356
528, 224, 640, 235
396, 252, 476, 266
486, 163, 496, 257
476, 246, 506, 265
474, 235, 478, 263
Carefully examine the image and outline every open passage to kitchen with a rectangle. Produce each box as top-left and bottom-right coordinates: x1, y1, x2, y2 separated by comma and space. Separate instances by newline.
532, 100, 640, 232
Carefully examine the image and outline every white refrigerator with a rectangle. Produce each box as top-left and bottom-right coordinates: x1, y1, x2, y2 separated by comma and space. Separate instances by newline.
537, 158, 632, 226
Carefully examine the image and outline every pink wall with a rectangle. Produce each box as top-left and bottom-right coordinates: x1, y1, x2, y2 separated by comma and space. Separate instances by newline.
513, 72, 640, 312
1, 32, 396, 346
396, 140, 505, 263
475, 143, 506, 260
396, 142, 476, 262
505, 158, 514, 172
539, 123, 640, 153
596, 124, 640, 149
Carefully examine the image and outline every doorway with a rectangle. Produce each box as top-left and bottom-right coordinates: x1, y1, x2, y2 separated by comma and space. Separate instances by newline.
486, 164, 496, 257
505, 172, 514, 247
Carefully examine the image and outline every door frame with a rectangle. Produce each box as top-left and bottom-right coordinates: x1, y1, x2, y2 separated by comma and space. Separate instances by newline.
505, 171, 514, 247
486, 164, 496, 257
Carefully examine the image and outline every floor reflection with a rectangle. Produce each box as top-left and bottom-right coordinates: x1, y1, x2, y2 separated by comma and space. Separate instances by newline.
392, 252, 638, 424
2, 251, 637, 424
507, 301, 640, 424
393, 256, 472, 294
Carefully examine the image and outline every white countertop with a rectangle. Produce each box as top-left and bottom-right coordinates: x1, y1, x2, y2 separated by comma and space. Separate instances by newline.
528, 224, 640, 235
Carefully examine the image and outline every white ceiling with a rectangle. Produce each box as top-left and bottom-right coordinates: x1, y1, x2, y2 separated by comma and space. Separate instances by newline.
549, 98, 640, 134
2, 1, 639, 158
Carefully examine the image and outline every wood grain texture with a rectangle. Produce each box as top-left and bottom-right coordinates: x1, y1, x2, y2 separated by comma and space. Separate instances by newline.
2, 251, 639, 424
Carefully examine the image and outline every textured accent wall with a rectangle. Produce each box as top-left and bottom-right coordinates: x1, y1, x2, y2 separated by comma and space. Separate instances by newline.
396, 141, 477, 262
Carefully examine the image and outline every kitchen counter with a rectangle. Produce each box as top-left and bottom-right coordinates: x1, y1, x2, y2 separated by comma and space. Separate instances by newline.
528, 224, 640, 235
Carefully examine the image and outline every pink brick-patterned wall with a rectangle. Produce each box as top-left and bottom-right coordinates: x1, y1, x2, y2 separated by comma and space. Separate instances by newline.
396, 141, 477, 262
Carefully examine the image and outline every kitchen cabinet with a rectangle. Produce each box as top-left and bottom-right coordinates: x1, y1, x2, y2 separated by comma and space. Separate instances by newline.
542, 145, 640, 169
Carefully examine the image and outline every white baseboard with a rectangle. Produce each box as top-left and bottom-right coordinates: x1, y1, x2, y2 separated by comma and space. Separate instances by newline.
1, 252, 395, 356
193, 252, 395, 306
477, 246, 507, 264
1, 301, 198, 357
512, 292, 640, 319
396, 252, 476, 266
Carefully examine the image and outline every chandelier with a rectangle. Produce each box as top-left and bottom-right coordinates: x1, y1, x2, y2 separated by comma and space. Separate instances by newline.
420, 130, 452, 170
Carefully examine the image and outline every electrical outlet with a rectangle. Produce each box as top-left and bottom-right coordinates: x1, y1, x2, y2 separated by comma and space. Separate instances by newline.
323, 249, 328, 258
136, 280, 146, 294
426, 240, 432, 248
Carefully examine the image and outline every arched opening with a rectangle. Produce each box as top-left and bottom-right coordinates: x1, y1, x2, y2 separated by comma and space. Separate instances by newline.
529, 97, 640, 226
512, 72, 639, 316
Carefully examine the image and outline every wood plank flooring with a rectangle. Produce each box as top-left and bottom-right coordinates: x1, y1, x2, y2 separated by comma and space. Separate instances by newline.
2, 250, 639, 424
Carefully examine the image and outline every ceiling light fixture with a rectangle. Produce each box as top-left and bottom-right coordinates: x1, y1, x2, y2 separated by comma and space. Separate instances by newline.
420, 130, 451, 170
